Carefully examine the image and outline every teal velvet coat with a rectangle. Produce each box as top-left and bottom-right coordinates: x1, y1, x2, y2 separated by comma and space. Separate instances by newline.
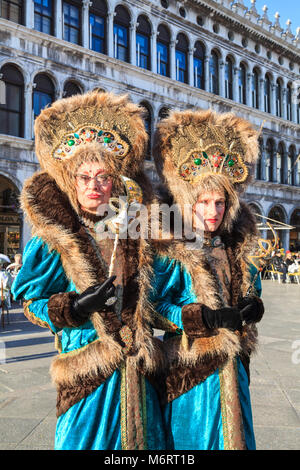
149, 204, 263, 451
151, 255, 260, 450
12, 172, 166, 451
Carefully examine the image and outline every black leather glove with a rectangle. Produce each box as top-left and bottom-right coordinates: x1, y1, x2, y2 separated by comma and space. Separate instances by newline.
71, 276, 116, 323
202, 305, 242, 331
238, 296, 264, 324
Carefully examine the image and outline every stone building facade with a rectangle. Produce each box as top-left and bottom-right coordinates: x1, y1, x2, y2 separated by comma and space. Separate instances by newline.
0, 0, 300, 255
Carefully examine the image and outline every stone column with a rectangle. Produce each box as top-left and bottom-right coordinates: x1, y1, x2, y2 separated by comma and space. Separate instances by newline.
82, 0, 92, 49
260, 140, 267, 181
130, 22, 136, 66
291, 82, 299, 123
170, 40, 176, 81
282, 88, 287, 120
204, 55, 210, 92
107, 11, 115, 58
271, 81, 276, 115
188, 47, 194, 87
151, 31, 157, 74
55, 0, 63, 40
24, 82, 35, 140
246, 72, 252, 106
233, 66, 239, 102
219, 60, 225, 97
25, 0, 34, 29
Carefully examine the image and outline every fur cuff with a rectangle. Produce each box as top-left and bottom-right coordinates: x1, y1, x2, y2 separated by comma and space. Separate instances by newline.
48, 292, 81, 328
181, 303, 207, 338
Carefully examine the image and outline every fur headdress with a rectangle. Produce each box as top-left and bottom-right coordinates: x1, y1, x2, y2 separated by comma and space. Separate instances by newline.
153, 109, 259, 233
34, 91, 149, 212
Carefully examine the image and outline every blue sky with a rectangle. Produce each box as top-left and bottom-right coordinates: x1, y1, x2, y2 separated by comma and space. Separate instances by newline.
245, 0, 300, 35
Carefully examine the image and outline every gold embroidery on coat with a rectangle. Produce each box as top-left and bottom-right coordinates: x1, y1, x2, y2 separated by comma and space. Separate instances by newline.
219, 358, 246, 450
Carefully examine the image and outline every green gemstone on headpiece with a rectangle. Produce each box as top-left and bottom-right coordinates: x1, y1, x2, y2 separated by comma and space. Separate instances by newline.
104, 137, 111, 143
194, 158, 202, 165
68, 139, 75, 146
202, 152, 209, 159
228, 159, 235, 167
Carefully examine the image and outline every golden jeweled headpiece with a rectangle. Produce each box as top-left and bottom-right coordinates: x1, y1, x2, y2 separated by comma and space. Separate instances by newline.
34, 91, 148, 173
52, 125, 129, 161
154, 109, 259, 191
179, 137, 248, 184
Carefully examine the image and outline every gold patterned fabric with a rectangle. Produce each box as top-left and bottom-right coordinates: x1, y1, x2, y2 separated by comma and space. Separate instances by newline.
219, 358, 247, 450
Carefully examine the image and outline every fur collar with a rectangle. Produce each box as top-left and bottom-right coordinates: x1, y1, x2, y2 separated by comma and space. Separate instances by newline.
151, 201, 259, 366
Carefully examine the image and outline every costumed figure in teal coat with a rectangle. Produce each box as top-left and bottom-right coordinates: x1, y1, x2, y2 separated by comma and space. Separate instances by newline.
12, 91, 166, 450
150, 109, 265, 450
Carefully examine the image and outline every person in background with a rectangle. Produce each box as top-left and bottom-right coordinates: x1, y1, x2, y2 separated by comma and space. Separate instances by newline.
0, 262, 13, 314
7, 253, 23, 279
272, 251, 288, 283
285, 251, 298, 280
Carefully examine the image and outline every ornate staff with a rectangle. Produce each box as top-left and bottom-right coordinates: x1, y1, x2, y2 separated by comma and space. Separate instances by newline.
246, 216, 278, 296
95, 176, 143, 310
105, 175, 143, 276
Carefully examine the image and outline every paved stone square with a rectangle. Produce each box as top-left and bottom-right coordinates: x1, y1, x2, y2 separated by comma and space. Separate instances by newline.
0, 280, 299, 450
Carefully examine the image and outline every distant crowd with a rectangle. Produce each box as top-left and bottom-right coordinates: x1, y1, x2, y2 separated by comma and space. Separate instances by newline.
265, 249, 300, 283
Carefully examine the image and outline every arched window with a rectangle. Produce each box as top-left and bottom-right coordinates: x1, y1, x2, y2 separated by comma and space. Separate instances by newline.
266, 139, 274, 182
89, 0, 107, 54
239, 63, 247, 105
113, 5, 130, 62
193, 41, 205, 90
276, 79, 282, 118
158, 106, 170, 120
157, 24, 170, 77
0, 64, 24, 137
63, 81, 82, 98
225, 56, 233, 100
0, 0, 23, 24
252, 68, 259, 109
140, 101, 152, 160
0, 175, 21, 257
63, 0, 82, 45
209, 50, 219, 95
136, 15, 151, 70
264, 74, 271, 113
277, 143, 285, 184
33, 73, 55, 119
34, 0, 54, 35
175, 33, 188, 84
286, 83, 292, 121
